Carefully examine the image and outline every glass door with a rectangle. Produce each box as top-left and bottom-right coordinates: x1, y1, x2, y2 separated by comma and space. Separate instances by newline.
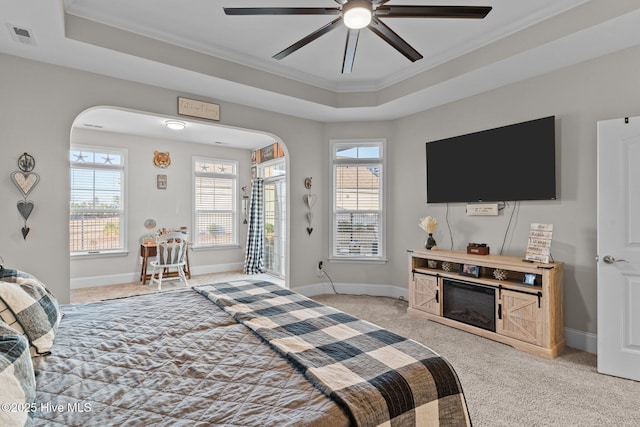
260, 160, 286, 277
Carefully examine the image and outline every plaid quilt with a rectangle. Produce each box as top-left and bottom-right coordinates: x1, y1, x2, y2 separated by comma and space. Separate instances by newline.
195, 281, 471, 427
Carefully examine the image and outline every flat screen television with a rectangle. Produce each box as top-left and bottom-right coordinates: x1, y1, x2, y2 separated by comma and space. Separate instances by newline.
425, 116, 556, 203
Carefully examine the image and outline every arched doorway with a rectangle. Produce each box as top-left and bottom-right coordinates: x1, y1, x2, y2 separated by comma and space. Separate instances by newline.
68, 106, 289, 294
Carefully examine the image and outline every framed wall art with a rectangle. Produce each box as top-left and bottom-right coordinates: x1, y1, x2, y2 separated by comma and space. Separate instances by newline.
157, 174, 167, 190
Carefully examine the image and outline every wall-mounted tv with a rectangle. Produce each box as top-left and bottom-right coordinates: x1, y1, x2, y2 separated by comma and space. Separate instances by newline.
425, 116, 556, 203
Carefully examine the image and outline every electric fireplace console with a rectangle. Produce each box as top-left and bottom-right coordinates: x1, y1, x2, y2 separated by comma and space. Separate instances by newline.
408, 249, 564, 359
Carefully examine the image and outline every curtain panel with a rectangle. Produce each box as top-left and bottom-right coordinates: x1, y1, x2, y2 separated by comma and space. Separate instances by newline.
243, 178, 266, 274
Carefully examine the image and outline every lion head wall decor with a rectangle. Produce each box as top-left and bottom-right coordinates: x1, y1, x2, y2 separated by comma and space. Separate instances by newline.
153, 151, 171, 169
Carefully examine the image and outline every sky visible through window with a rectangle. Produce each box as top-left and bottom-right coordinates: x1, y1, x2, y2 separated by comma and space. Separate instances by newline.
336, 145, 380, 159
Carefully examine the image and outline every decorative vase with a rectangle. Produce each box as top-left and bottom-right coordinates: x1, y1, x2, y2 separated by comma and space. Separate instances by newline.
425, 233, 436, 250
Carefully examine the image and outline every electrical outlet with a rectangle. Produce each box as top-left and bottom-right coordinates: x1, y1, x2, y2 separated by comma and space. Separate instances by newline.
316, 261, 324, 278
318, 261, 323, 270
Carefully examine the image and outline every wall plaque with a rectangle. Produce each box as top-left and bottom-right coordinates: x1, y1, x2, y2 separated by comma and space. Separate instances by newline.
178, 97, 220, 121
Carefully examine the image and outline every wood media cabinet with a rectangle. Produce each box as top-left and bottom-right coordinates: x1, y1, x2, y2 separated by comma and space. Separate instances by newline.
408, 249, 564, 359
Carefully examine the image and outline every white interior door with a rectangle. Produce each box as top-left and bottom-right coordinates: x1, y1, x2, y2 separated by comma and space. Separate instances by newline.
597, 116, 640, 381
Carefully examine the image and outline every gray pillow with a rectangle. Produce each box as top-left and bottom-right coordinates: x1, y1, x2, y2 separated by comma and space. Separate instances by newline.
0, 269, 62, 356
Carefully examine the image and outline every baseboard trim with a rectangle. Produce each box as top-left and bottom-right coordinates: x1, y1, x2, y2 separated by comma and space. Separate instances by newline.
294, 281, 408, 301
295, 281, 597, 355
71, 272, 139, 289
564, 327, 597, 354
189, 262, 244, 276
70, 262, 244, 289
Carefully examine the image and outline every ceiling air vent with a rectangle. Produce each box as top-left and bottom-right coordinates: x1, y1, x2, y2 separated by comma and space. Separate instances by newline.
7, 24, 37, 46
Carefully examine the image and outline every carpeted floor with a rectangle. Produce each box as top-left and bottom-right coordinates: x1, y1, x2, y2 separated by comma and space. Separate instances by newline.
313, 293, 640, 427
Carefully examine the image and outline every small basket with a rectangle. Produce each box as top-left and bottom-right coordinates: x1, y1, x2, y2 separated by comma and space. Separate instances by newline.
427, 259, 439, 269
442, 261, 453, 272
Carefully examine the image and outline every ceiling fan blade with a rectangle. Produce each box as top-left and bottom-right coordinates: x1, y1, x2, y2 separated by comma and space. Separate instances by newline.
224, 7, 340, 16
273, 18, 343, 60
342, 29, 360, 74
375, 5, 492, 19
368, 17, 423, 62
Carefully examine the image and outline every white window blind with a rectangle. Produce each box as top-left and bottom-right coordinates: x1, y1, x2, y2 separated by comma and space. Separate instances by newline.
193, 158, 238, 247
331, 140, 385, 259
70, 147, 126, 254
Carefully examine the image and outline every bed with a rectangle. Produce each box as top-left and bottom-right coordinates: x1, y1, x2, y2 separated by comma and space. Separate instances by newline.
1, 273, 470, 427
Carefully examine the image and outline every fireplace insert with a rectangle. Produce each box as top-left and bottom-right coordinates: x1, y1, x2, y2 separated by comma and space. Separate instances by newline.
442, 278, 496, 332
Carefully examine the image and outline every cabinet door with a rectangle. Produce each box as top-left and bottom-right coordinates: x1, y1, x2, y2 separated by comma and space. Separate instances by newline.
497, 290, 543, 345
411, 274, 440, 315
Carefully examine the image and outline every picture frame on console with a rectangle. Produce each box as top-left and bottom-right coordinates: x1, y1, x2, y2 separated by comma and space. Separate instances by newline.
523, 273, 537, 285
460, 264, 480, 278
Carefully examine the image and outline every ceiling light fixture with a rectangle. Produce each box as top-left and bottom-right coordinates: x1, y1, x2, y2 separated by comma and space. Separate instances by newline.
343, 0, 372, 30
165, 120, 186, 130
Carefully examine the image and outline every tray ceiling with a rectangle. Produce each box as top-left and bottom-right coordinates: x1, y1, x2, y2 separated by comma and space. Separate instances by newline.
2, 1, 640, 124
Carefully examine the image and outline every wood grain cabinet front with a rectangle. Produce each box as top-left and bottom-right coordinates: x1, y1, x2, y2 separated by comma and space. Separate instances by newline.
410, 273, 440, 315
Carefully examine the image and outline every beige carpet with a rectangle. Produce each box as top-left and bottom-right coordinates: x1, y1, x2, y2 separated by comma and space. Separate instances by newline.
313, 293, 640, 427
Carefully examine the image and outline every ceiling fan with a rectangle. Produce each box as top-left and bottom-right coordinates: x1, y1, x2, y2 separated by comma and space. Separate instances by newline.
224, 1, 492, 74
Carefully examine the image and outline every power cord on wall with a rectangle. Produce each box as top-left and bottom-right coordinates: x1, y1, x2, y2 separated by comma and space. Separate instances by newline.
499, 201, 519, 255
317, 265, 404, 302
318, 268, 340, 295
446, 203, 454, 250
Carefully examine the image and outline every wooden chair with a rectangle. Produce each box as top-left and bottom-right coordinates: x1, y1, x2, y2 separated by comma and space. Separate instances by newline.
150, 232, 189, 290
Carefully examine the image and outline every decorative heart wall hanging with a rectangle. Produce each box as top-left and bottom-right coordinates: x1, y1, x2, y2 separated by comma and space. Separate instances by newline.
17, 200, 34, 221
303, 177, 316, 236
12, 152, 39, 241
303, 194, 317, 209
11, 171, 40, 198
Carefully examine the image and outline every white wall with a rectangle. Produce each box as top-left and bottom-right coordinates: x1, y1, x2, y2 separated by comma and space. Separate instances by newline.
387, 45, 640, 336
3, 43, 640, 341
0, 52, 325, 304
69, 128, 253, 287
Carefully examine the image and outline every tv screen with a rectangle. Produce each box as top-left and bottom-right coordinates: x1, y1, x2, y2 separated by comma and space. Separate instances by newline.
425, 116, 556, 203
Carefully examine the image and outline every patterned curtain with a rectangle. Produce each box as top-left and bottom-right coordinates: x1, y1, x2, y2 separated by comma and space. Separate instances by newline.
243, 178, 266, 274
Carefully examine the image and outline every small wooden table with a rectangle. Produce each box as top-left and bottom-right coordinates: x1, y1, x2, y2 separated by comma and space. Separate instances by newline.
140, 243, 191, 284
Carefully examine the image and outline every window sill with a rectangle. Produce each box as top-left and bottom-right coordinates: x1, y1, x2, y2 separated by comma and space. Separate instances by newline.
191, 244, 241, 252
71, 250, 129, 260
328, 257, 388, 264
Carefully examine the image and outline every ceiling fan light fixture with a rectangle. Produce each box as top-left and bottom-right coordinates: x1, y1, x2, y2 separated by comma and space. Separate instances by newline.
165, 120, 186, 130
343, 0, 372, 30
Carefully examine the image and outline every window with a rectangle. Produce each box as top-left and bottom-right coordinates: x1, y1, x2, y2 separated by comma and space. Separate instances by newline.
193, 157, 238, 247
70, 146, 126, 255
331, 140, 385, 260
